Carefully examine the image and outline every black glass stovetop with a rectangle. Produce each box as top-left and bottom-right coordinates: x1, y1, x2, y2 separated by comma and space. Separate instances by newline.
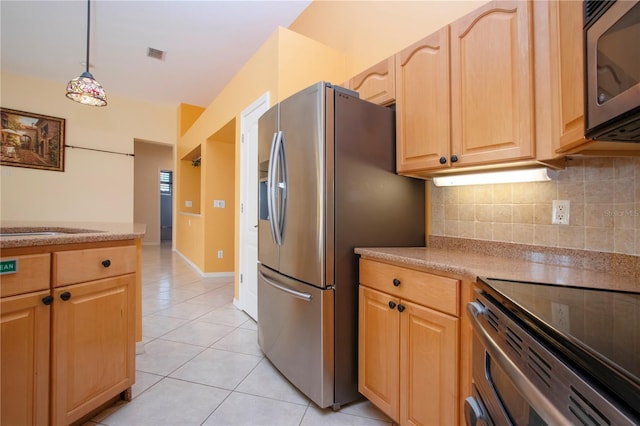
477, 277, 640, 416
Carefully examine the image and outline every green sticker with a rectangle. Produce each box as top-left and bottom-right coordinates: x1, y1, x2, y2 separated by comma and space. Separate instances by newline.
0, 259, 18, 275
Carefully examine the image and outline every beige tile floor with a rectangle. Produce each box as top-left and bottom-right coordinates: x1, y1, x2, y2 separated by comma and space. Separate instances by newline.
88, 242, 392, 426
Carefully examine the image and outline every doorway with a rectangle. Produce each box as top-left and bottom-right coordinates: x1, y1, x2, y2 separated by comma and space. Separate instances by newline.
238, 92, 269, 320
133, 140, 173, 245
160, 170, 173, 241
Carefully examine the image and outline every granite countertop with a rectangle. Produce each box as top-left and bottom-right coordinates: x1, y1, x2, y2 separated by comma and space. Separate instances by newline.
0, 221, 146, 249
355, 246, 640, 293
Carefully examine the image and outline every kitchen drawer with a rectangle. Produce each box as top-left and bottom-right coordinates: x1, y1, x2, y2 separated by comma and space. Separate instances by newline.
53, 245, 136, 287
359, 258, 459, 316
1, 253, 51, 297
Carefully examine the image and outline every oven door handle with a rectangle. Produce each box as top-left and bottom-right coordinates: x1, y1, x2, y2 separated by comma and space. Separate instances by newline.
467, 301, 568, 425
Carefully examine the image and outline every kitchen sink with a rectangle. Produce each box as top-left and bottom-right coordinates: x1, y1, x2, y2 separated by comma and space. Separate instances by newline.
0, 228, 103, 237
0, 231, 72, 237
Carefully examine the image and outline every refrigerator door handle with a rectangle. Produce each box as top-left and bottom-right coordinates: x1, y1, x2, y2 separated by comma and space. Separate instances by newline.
276, 131, 287, 244
271, 130, 285, 245
259, 271, 312, 302
267, 131, 280, 245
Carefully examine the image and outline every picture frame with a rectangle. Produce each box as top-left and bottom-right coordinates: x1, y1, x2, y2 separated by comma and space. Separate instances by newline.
1, 107, 65, 172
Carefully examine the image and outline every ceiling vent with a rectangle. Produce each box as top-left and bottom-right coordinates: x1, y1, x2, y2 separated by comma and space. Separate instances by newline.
147, 47, 166, 61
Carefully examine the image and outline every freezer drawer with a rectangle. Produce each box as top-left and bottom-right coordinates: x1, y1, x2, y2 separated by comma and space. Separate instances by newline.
257, 264, 334, 408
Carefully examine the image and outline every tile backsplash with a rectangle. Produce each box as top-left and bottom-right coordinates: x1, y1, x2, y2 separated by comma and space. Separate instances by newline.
430, 157, 640, 256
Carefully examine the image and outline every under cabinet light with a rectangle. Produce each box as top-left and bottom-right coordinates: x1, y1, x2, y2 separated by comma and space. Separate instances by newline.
432, 168, 558, 187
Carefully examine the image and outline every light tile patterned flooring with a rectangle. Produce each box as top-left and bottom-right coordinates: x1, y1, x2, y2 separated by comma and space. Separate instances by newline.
88, 242, 392, 426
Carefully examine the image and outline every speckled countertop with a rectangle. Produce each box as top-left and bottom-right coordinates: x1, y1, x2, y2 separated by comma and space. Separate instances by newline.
355, 246, 640, 293
0, 221, 146, 249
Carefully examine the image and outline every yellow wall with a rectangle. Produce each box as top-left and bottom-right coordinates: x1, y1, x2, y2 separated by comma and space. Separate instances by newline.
179, 157, 202, 214
176, 26, 347, 276
0, 72, 176, 222
179, 103, 205, 137
204, 119, 236, 272
290, 0, 489, 76
176, 213, 204, 268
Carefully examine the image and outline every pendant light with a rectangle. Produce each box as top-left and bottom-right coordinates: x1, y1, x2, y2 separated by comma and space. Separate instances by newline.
65, 0, 107, 106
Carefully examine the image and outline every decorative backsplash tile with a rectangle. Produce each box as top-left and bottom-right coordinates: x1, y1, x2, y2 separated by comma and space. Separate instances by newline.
430, 157, 640, 256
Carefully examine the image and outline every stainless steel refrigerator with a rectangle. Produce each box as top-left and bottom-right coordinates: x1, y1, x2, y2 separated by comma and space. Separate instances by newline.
257, 81, 425, 409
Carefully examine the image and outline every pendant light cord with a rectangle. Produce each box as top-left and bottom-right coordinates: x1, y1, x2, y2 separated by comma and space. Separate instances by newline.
85, 0, 91, 73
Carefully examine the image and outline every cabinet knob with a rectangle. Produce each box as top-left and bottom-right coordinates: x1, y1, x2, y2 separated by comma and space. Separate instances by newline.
451, 155, 459, 163
439, 156, 447, 164
101, 259, 111, 268
60, 291, 71, 301
397, 304, 405, 313
388, 301, 396, 309
42, 295, 54, 305
392, 278, 401, 287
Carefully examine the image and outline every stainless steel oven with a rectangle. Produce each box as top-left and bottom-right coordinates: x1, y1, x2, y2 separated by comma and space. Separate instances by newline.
465, 279, 640, 426
584, 0, 640, 141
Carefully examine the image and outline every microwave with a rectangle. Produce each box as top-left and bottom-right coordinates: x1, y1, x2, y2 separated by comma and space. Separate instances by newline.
584, 0, 640, 142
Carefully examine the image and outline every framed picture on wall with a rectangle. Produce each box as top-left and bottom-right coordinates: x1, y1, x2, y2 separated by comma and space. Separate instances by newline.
1, 107, 65, 172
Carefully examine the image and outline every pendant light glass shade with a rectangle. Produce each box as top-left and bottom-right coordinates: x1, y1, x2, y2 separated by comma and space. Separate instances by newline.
66, 71, 107, 106
65, 0, 107, 106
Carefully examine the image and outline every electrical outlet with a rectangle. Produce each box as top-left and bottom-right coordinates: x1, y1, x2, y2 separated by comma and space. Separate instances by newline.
552, 200, 570, 225
213, 200, 225, 208
551, 302, 570, 332
185, 200, 192, 208
217, 250, 223, 259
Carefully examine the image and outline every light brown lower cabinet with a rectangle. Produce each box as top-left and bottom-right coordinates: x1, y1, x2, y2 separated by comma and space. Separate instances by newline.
358, 258, 470, 426
51, 274, 135, 425
1, 290, 51, 426
1, 242, 137, 426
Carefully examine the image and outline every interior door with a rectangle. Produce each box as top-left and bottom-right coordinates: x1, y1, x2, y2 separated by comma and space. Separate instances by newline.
239, 92, 269, 321
257, 103, 280, 271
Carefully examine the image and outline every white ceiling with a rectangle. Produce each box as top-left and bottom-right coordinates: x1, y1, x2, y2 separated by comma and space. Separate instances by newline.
1, 0, 313, 107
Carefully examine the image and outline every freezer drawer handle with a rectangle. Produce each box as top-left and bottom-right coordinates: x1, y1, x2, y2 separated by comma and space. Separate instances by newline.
259, 271, 312, 302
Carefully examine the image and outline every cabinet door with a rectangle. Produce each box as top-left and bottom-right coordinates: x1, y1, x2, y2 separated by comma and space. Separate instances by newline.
396, 26, 450, 173
1, 290, 50, 426
358, 286, 400, 422
450, 0, 534, 166
348, 57, 395, 106
552, 0, 587, 152
399, 299, 458, 426
51, 274, 135, 425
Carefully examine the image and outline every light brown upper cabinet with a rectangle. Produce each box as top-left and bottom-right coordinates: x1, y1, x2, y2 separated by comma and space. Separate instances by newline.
397, 1, 536, 177
535, 1, 640, 157
450, 0, 535, 167
348, 57, 396, 106
534, 0, 588, 157
396, 26, 451, 173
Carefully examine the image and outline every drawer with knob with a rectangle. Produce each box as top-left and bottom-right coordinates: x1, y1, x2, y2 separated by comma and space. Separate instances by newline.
53, 245, 137, 287
0, 253, 51, 298
359, 258, 459, 316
